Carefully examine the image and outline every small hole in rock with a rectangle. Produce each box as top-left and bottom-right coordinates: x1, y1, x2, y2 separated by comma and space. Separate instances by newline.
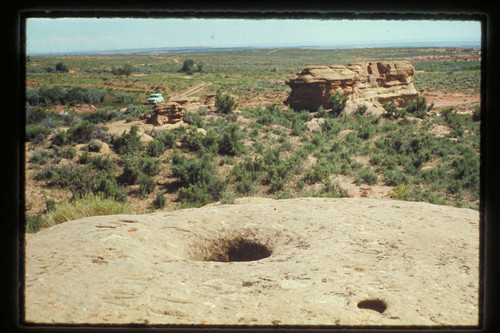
357, 299, 387, 314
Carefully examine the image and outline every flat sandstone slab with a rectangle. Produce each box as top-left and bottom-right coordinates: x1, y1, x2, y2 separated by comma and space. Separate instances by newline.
25, 198, 479, 326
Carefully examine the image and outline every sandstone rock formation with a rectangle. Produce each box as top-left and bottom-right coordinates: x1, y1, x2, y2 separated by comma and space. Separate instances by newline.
285, 61, 418, 111
25, 198, 479, 326
149, 95, 217, 126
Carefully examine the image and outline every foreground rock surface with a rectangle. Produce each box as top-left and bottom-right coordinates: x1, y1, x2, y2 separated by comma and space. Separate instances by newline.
25, 198, 479, 326
285, 61, 418, 111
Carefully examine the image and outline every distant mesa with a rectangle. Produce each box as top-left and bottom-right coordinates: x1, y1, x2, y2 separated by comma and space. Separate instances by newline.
285, 61, 418, 111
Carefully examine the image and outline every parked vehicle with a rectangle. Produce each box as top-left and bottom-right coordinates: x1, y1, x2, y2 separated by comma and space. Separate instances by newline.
146, 93, 164, 104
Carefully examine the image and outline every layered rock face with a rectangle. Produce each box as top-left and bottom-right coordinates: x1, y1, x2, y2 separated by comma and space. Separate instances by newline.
148, 95, 217, 126
285, 61, 418, 111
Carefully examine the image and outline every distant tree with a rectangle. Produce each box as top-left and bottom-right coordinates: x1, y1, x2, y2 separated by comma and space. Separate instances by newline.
197, 61, 205, 73
55, 61, 69, 73
181, 59, 195, 72
112, 64, 133, 78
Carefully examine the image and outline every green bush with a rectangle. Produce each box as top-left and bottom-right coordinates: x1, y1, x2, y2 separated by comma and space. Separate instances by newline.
66, 120, 95, 144
355, 104, 368, 116
26, 213, 45, 233
87, 139, 103, 152
152, 191, 166, 209
405, 94, 433, 118
170, 152, 225, 207
230, 156, 264, 195
215, 89, 237, 114
29, 149, 53, 165
356, 169, 378, 185
25, 125, 50, 144
146, 139, 166, 157
113, 125, 143, 155
137, 173, 156, 196
327, 91, 348, 117
218, 123, 244, 155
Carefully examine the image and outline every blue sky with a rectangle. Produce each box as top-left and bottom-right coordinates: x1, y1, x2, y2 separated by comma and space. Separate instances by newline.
26, 17, 482, 54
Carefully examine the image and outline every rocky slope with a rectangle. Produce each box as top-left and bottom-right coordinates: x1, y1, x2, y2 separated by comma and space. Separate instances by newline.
25, 197, 479, 326
285, 61, 418, 111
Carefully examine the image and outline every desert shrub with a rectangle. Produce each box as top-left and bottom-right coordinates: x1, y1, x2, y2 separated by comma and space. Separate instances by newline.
116, 91, 137, 104
146, 139, 166, 157
55, 146, 76, 159
152, 191, 166, 209
87, 139, 103, 152
383, 169, 409, 186
355, 104, 368, 116
80, 108, 111, 124
369, 153, 384, 166
384, 102, 406, 119
450, 147, 479, 192
356, 121, 376, 140
25, 213, 45, 233
170, 152, 225, 207
117, 155, 159, 186
66, 120, 95, 144
321, 117, 342, 136
155, 129, 181, 149
123, 104, 152, 122
94, 175, 127, 202
313, 179, 348, 198
261, 147, 300, 193
63, 87, 86, 106
44, 192, 131, 228
230, 156, 264, 195
327, 91, 348, 117
137, 173, 156, 196
215, 89, 237, 114
405, 94, 433, 118
26, 104, 48, 125
51, 129, 69, 147
302, 158, 332, 185
29, 149, 53, 165
183, 111, 205, 128
112, 125, 143, 155
25, 125, 50, 143
218, 123, 244, 155
316, 105, 328, 118
89, 155, 115, 174
388, 184, 410, 200
356, 169, 378, 185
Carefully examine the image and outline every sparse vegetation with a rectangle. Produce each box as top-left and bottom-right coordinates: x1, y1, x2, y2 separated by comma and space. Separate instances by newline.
24, 47, 481, 232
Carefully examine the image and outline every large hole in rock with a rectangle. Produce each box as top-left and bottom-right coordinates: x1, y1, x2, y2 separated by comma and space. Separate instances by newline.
357, 299, 387, 314
196, 237, 273, 262
226, 239, 272, 262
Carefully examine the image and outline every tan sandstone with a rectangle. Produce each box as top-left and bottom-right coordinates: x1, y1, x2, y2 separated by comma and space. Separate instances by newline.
285, 61, 418, 111
25, 197, 479, 326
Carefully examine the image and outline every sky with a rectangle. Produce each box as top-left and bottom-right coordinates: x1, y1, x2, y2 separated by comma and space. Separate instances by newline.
25, 17, 482, 54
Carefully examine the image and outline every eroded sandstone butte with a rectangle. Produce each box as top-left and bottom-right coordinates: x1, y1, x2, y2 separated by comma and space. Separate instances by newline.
285, 61, 419, 111
25, 197, 479, 326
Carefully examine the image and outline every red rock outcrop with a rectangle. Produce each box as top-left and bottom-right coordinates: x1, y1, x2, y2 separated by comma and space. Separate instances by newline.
285, 61, 418, 111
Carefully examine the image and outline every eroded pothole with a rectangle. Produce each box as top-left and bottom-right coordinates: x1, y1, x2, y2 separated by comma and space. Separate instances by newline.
357, 299, 387, 314
192, 236, 273, 262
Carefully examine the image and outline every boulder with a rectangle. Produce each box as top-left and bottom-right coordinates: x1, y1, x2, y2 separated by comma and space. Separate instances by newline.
285, 61, 418, 111
25, 198, 479, 326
